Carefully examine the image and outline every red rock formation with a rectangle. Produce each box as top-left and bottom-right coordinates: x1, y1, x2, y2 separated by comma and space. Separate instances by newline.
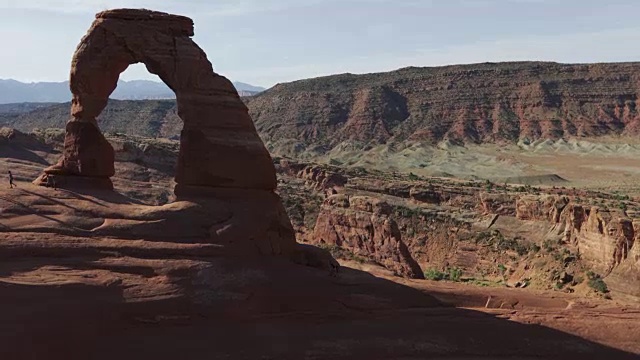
480, 192, 516, 216
571, 208, 635, 274
277, 160, 347, 191
36, 9, 275, 192
297, 165, 347, 191
250, 61, 640, 152
31, 9, 300, 258
47, 121, 115, 177
515, 195, 638, 296
607, 219, 640, 298
312, 194, 424, 279
516, 195, 569, 222
409, 186, 442, 204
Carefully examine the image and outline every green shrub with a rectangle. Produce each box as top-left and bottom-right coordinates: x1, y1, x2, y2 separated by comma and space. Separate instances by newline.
588, 278, 609, 293
447, 267, 463, 282
424, 268, 445, 281
498, 264, 507, 274
424, 267, 463, 282
586, 272, 609, 293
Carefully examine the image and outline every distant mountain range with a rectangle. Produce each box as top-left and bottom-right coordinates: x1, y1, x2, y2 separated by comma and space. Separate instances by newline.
0, 79, 265, 104
5, 61, 640, 152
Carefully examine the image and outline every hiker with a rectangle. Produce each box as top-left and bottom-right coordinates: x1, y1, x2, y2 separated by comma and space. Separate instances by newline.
8, 171, 15, 189
327, 256, 340, 278
45, 174, 57, 190
329, 261, 340, 277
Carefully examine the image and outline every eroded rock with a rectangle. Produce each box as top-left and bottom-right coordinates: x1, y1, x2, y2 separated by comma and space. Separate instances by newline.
312, 194, 424, 279
37, 8, 275, 191
514, 195, 639, 296
27, 9, 303, 258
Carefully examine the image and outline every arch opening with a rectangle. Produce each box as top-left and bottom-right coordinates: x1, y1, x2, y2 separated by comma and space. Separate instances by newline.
110, 64, 174, 101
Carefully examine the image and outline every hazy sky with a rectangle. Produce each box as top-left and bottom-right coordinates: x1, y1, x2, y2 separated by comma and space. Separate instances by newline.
1, 0, 640, 87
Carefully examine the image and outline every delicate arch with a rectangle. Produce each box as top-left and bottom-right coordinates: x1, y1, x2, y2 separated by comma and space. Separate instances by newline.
38, 9, 276, 193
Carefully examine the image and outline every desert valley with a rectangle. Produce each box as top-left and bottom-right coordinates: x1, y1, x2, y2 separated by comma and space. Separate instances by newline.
0, 6, 639, 360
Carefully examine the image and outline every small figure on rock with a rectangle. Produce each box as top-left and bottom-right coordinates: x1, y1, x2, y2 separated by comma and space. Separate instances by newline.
8, 171, 15, 189
45, 174, 57, 190
328, 260, 340, 277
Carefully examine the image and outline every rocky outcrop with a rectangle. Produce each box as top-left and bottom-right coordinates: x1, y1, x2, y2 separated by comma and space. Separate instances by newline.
312, 195, 424, 279
43, 121, 115, 180
516, 195, 569, 222
570, 208, 634, 273
480, 192, 516, 216
277, 160, 347, 191
297, 165, 347, 191
607, 220, 640, 298
29, 9, 301, 258
409, 186, 442, 204
37, 9, 275, 192
515, 195, 638, 296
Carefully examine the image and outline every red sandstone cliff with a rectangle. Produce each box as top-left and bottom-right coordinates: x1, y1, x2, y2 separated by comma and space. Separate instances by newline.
515, 195, 639, 297
248, 62, 640, 153
311, 195, 424, 279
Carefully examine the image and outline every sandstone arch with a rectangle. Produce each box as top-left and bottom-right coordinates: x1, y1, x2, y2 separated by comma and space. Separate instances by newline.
35, 9, 276, 193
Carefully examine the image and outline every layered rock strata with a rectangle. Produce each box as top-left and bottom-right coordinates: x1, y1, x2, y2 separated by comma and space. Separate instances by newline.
515, 195, 639, 296
312, 195, 424, 279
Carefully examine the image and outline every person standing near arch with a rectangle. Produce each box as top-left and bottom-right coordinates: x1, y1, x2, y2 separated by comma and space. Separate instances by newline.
8, 171, 15, 189
46, 174, 57, 190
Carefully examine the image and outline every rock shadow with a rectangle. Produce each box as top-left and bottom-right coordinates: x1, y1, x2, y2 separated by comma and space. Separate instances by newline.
0, 254, 636, 359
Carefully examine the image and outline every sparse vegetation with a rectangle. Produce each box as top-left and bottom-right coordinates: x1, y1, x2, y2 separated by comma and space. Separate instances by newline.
270, 142, 639, 298
543, 239, 556, 253
474, 230, 536, 256
612, 193, 630, 201
448, 267, 463, 282
394, 205, 422, 218
424, 267, 463, 282
424, 268, 446, 281
497, 264, 507, 275
586, 271, 609, 294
